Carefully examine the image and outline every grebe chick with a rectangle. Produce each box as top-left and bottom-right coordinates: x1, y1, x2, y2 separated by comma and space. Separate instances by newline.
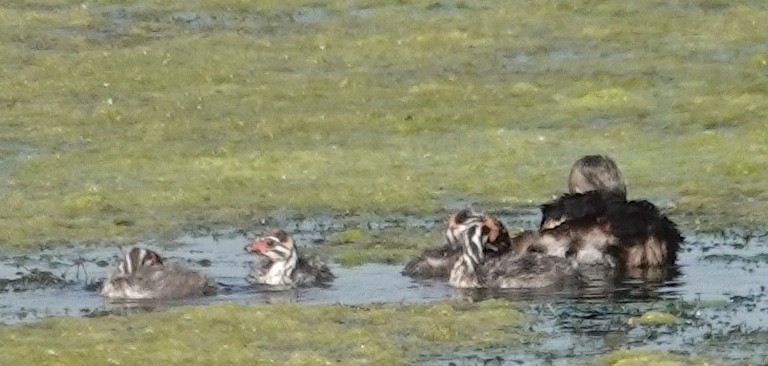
449, 212, 580, 289
101, 247, 218, 300
403, 208, 512, 279
244, 229, 334, 288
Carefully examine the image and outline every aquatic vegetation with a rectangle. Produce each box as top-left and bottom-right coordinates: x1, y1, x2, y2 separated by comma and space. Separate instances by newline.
1, 0, 768, 248
628, 311, 678, 326
600, 351, 714, 366
320, 227, 440, 267
0, 269, 67, 292
0, 1, 764, 364
0, 300, 531, 365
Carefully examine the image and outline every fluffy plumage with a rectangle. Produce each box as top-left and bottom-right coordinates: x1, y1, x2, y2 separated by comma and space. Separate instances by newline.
403, 208, 512, 279
245, 229, 334, 288
448, 211, 581, 289
101, 247, 217, 300
534, 191, 683, 270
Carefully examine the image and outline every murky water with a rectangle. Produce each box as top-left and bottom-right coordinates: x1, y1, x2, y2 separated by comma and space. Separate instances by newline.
2, 214, 767, 364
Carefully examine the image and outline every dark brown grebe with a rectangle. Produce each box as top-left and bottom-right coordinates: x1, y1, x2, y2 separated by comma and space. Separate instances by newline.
402, 208, 512, 279
540, 194, 682, 266
523, 155, 682, 277
448, 210, 580, 289
541, 154, 627, 230
244, 229, 334, 288
101, 247, 218, 300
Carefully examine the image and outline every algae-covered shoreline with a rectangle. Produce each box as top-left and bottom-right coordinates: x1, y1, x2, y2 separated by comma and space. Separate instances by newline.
1, 0, 768, 249
0, 301, 531, 365
0, 300, 722, 366
1, 1, 767, 364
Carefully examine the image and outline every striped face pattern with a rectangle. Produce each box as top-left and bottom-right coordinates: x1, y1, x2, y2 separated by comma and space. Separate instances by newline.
116, 247, 164, 276
455, 211, 488, 262
244, 229, 299, 286
444, 208, 480, 247
448, 209, 492, 288
245, 230, 295, 261
445, 208, 510, 254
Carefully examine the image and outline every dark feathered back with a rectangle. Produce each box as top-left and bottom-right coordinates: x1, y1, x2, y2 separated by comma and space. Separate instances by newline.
540, 190, 624, 230
538, 191, 683, 268
604, 199, 683, 266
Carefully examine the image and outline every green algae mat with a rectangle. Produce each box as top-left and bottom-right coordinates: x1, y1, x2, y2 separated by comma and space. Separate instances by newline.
0, 301, 719, 365
0, 301, 530, 365
1, 1, 766, 364
1, 0, 767, 249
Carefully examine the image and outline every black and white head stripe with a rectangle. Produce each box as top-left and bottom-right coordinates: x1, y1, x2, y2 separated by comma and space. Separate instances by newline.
445, 209, 485, 246
252, 230, 299, 285
262, 235, 296, 260
448, 211, 493, 288
117, 247, 163, 275
458, 218, 488, 267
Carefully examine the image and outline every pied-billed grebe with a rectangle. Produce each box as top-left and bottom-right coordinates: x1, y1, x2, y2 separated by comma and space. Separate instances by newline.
101, 247, 218, 300
244, 229, 334, 288
448, 209, 581, 289
529, 194, 683, 283
512, 155, 682, 281
402, 208, 512, 279
540, 155, 626, 230
532, 172, 682, 273
568, 154, 627, 198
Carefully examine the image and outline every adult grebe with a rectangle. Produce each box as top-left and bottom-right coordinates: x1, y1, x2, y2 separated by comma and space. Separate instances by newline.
568, 154, 627, 197
541, 155, 627, 230
542, 194, 682, 266
525, 155, 682, 276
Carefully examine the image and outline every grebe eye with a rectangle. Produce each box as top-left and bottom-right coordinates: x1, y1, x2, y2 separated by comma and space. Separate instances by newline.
264, 235, 281, 246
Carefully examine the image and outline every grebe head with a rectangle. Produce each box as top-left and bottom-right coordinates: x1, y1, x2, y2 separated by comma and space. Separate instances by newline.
244, 229, 299, 286
481, 214, 512, 253
445, 208, 482, 247
116, 247, 163, 276
568, 155, 626, 198
445, 208, 511, 254
449, 210, 495, 288
245, 229, 296, 262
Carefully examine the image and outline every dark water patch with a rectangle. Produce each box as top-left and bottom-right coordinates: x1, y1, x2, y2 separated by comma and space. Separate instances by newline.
0, 269, 68, 293
74, 5, 332, 44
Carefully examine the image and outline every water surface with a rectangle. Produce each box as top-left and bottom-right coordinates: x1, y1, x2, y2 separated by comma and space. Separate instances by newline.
1, 214, 767, 363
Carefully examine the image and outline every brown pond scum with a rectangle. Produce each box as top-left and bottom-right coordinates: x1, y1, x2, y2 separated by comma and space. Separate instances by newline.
2, 0, 768, 364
